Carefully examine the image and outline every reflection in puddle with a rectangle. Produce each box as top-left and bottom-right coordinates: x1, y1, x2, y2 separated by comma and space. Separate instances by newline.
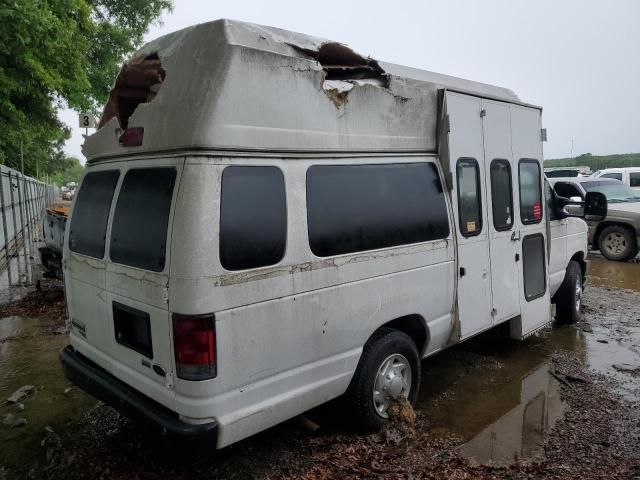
458, 364, 564, 466
588, 256, 640, 292
417, 327, 583, 466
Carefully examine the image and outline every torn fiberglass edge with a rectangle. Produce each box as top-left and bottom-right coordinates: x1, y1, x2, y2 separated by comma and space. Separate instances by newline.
99, 53, 165, 129
288, 41, 389, 108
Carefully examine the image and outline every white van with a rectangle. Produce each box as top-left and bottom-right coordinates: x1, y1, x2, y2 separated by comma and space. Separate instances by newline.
60, 20, 606, 447
591, 167, 640, 191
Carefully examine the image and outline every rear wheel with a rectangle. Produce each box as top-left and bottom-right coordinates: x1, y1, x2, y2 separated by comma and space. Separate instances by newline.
556, 260, 583, 324
345, 328, 420, 432
599, 225, 638, 261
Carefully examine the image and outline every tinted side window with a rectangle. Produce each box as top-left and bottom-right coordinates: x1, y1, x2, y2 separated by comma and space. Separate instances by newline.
306, 163, 449, 257
490, 159, 513, 231
630, 173, 640, 187
69, 170, 119, 258
522, 234, 546, 301
110, 168, 176, 272
602, 172, 622, 181
457, 158, 482, 237
519, 159, 543, 224
220, 166, 286, 271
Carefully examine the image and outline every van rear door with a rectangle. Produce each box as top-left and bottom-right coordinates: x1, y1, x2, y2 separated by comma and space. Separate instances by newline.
65, 157, 183, 394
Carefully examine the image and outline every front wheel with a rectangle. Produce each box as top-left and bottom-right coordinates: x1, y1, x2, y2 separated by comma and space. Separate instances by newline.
556, 260, 583, 324
345, 328, 420, 432
599, 225, 638, 261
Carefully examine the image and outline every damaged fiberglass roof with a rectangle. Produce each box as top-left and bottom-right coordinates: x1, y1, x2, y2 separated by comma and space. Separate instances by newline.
84, 19, 525, 161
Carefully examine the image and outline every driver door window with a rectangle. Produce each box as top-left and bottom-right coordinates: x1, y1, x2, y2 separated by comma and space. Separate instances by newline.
553, 182, 583, 199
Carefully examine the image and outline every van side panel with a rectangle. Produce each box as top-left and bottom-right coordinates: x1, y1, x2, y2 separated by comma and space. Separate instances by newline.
169, 157, 455, 447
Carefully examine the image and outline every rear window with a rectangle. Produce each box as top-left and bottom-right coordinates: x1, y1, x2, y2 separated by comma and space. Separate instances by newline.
69, 170, 119, 258
220, 166, 287, 271
306, 163, 449, 257
630, 172, 640, 187
109, 168, 176, 272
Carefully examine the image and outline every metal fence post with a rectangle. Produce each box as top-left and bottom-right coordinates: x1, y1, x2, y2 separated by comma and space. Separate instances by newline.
0, 167, 12, 285
17, 173, 32, 283
8, 171, 23, 285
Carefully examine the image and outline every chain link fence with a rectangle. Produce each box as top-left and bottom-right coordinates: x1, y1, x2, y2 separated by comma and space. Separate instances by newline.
0, 165, 59, 287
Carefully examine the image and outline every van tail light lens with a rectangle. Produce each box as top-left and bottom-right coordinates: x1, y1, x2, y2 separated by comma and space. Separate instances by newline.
172, 313, 216, 381
119, 127, 144, 146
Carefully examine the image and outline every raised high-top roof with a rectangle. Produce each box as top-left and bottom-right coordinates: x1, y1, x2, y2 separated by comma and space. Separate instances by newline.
84, 19, 527, 161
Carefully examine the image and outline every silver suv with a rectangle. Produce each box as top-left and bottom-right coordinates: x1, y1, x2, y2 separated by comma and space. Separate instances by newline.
549, 177, 640, 261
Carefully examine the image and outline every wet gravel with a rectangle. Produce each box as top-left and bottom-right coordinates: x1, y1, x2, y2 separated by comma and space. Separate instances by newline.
2, 283, 640, 479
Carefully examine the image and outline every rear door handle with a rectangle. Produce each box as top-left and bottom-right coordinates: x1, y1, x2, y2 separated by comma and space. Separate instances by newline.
510, 230, 521, 242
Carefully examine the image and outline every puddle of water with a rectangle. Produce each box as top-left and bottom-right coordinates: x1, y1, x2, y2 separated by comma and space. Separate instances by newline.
0, 316, 96, 469
417, 289, 640, 468
417, 327, 581, 466
588, 256, 640, 292
584, 325, 640, 402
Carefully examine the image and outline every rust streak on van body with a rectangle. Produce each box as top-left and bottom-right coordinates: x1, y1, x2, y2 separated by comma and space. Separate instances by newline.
212, 240, 450, 287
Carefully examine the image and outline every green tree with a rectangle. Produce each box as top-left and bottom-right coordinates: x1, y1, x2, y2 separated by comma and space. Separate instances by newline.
544, 152, 640, 171
50, 156, 85, 186
0, 0, 172, 177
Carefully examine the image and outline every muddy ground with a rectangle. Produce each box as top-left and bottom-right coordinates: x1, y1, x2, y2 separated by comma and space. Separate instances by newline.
1, 257, 640, 479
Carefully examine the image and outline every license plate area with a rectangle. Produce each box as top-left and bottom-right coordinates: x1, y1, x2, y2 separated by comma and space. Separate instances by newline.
113, 302, 153, 358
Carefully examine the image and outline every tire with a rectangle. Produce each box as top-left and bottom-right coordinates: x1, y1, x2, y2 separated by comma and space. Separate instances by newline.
598, 225, 639, 261
555, 260, 583, 325
345, 328, 421, 432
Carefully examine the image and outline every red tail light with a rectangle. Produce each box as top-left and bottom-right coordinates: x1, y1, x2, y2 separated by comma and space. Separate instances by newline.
172, 313, 216, 381
119, 127, 144, 146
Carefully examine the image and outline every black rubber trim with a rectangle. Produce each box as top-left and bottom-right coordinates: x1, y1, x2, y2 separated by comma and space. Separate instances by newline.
60, 345, 218, 437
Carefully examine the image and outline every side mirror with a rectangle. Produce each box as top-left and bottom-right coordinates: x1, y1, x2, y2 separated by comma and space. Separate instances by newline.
556, 191, 607, 221
584, 191, 607, 221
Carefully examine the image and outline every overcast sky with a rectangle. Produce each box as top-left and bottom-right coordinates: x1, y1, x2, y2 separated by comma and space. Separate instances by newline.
59, 0, 640, 162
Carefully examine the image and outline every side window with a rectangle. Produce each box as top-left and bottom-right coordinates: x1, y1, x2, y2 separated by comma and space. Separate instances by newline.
553, 182, 582, 199
69, 170, 119, 258
457, 158, 482, 237
522, 234, 546, 300
602, 172, 622, 181
489, 159, 513, 231
110, 168, 177, 272
519, 159, 543, 224
220, 166, 286, 271
545, 181, 560, 221
306, 163, 449, 257
630, 173, 640, 187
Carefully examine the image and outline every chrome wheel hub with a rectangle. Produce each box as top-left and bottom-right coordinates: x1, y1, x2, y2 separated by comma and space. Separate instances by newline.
603, 232, 627, 256
575, 272, 582, 314
373, 354, 411, 418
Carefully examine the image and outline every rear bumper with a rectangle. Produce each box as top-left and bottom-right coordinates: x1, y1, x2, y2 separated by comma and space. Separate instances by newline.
60, 345, 218, 438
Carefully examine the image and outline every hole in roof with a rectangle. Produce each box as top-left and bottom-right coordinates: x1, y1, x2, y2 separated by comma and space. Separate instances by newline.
99, 53, 165, 129
290, 42, 387, 82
